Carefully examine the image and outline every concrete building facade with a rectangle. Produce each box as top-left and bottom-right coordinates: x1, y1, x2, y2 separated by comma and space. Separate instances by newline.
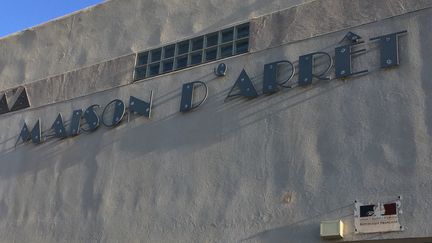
0, 0, 432, 242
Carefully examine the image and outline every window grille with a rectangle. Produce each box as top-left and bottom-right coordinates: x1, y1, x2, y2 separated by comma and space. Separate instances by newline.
133, 22, 250, 81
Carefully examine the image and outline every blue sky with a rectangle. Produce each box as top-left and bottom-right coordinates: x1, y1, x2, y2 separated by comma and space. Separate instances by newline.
0, 0, 104, 38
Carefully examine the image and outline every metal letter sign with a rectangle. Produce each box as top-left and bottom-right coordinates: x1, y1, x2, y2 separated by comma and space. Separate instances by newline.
51, 111, 81, 139
30, 120, 42, 143
83, 105, 100, 131
15, 30, 408, 147
341, 31, 362, 43
180, 81, 208, 112
10, 88, 30, 112
0, 86, 30, 115
370, 30, 407, 68
18, 120, 42, 144
263, 60, 294, 94
101, 99, 126, 127
298, 52, 332, 86
18, 123, 31, 143
0, 94, 8, 115
70, 109, 83, 136
16, 95, 154, 145
335, 44, 368, 79
214, 63, 227, 77
129, 93, 153, 118
226, 69, 258, 99
51, 114, 67, 138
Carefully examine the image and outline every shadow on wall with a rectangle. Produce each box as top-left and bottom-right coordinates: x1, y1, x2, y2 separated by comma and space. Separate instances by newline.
240, 201, 356, 242
0, 50, 424, 239
0, 73, 347, 179
0, 68, 354, 235
0, 60, 421, 183
242, 222, 320, 243
0, 25, 422, 196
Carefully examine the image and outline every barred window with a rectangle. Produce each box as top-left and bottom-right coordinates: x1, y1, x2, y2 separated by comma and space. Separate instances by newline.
133, 22, 250, 81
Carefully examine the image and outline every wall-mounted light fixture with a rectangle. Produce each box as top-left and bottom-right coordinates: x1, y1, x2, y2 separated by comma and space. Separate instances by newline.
320, 220, 344, 240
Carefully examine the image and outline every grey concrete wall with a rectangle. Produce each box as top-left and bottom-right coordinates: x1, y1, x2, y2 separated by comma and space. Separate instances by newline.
1, 0, 432, 242
0, 0, 312, 92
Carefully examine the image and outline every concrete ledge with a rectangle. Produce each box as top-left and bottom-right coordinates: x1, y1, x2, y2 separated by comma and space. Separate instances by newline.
25, 54, 135, 108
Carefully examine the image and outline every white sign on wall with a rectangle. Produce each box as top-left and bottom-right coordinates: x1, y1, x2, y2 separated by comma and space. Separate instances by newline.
354, 198, 402, 233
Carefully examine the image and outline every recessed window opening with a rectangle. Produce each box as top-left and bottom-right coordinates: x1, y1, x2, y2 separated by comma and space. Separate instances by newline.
133, 22, 250, 81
